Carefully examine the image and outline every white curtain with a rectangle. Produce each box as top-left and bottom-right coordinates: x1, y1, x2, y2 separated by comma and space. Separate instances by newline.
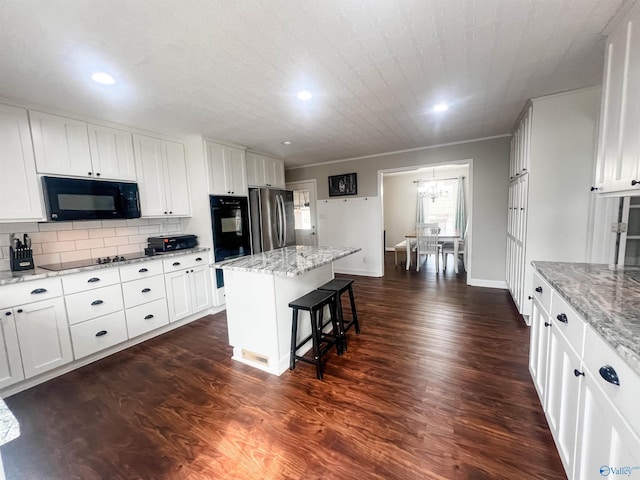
416, 180, 427, 223
454, 176, 466, 235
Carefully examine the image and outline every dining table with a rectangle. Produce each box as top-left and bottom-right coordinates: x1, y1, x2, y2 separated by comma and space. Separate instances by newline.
405, 229, 461, 271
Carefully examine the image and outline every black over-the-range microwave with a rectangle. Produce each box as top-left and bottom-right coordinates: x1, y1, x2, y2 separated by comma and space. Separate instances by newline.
42, 176, 141, 221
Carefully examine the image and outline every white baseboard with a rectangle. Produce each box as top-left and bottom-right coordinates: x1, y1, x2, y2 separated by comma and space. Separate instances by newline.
468, 278, 508, 289
335, 267, 382, 277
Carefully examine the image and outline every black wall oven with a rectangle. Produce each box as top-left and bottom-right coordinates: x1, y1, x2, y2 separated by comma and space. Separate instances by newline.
210, 195, 251, 288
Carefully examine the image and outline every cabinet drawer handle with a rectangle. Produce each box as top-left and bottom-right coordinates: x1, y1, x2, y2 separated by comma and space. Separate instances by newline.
535, 286, 542, 293
574, 369, 585, 377
599, 365, 620, 386
632, 180, 639, 186
139, 268, 148, 273
544, 322, 552, 327
173, 262, 181, 266
31, 288, 47, 294
195, 257, 202, 261
556, 313, 568, 323
4, 311, 11, 316
141, 288, 151, 293
87, 277, 100, 283
95, 330, 108, 337
144, 314, 154, 320
91, 300, 104, 306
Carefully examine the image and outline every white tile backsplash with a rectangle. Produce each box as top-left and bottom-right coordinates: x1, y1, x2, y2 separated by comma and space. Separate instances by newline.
57, 229, 90, 241
0, 219, 183, 270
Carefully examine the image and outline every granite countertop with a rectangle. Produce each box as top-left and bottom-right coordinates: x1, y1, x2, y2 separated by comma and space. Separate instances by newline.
0, 247, 210, 286
214, 245, 361, 277
532, 261, 640, 376
0, 398, 19, 446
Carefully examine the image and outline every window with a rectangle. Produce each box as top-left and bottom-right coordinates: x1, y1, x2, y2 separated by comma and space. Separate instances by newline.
419, 179, 458, 232
293, 189, 312, 229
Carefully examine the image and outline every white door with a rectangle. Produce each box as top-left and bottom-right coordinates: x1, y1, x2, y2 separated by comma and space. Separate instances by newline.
190, 266, 213, 314
165, 270, 193, 322
287, 181, 318, 246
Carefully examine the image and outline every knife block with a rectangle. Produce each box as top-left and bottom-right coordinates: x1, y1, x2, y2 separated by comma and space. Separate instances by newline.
10, 246, 34, 272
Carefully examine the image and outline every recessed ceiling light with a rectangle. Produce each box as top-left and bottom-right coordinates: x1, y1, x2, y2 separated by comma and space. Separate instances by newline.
281, 140, 293, 145
433, 102, 449, 112
297, 91, 312, 101
91, 72, 115, 85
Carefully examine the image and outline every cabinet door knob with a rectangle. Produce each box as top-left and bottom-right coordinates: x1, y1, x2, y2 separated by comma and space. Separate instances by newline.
573, 369, 585, 377
544, 322, 552, 327
590, 186, 598, 191
31, 288, 47, 295
599, 365, 620, 386
91, 299, 104, 306
88, 172, 93, 175
87, 277, 100, 283
527, 296, 533, 300
139, 268, 148, 273
535, 286, 543, 293
556, 313, 568, 323
164, 211, 168, 214
632, 180, 639, 186
144, 314, 154, 320
4, 311, 11, 316
95, 330, 108, 337
141, 288, 151, 293
169, 211, 173, 214
96, 172, 101, 177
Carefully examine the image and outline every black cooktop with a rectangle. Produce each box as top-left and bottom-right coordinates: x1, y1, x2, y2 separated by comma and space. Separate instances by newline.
39, 253, 148, 271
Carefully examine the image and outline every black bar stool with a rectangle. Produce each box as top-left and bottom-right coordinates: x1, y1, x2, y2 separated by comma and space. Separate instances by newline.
289, 290, 343, 380
317, 278, 360, 350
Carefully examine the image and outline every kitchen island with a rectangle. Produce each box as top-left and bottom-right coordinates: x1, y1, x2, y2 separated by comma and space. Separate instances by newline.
215, 245, 360, 375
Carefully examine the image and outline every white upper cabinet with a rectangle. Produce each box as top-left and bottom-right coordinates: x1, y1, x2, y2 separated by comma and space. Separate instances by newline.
87, 124, 136, 181
595, 2, 640, 196
30, 110, 137, 181
246, 152, 285, 188
133, 134, 191, 217
0, 104, 44, 222
509, 106, 531, 180
206, 141, 247, 196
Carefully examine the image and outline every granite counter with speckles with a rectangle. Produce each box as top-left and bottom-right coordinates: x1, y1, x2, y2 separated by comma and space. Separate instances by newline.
214, 245, 361, 277
0, 399, 19, 446
0, 248, 210, 286
532, 261, 640, 376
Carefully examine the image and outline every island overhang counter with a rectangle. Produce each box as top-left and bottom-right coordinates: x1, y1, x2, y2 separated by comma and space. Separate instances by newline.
214, 245, 360, 375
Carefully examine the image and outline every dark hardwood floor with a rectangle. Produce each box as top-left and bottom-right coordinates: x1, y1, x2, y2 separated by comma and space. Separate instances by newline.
1, 253, 564, 480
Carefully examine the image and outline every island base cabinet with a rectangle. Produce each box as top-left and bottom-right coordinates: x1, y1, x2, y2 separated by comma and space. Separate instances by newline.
573, 373, 640, 480
14, 297, 72, 378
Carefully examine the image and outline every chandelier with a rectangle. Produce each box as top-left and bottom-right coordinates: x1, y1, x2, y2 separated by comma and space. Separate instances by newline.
417, 169, 449, 202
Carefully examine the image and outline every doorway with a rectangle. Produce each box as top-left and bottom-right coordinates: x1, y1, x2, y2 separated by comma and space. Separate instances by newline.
286, 180, 318, 246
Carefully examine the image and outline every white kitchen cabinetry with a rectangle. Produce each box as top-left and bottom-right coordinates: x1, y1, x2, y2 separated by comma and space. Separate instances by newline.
506, 88, 600, 321
246, 152, 285, 188
206, 141, 247, 196
165, 264, 212, 322
530, 273, 640, 480
120, 260, 169, 338
594, 2, 640, 196
133, 134, 191, 217
69, 311, 128, 360
87, 124, 136, 181
0, 104, 44, 222
509, 105, 531, 180
30, 111, 137, 181
0, 310, 24, 389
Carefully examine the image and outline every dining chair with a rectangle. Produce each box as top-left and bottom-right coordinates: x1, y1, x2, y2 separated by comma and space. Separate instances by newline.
414, 223, 439, 272
440, 221, 468, 273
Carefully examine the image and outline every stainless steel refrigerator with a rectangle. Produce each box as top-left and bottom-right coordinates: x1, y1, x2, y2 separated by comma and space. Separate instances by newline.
249, 188, 295, 252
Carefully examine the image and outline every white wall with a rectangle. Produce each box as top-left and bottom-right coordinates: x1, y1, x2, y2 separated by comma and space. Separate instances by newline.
286, 136, 511, 284
317, 196, 383, 276
383, 165, 469, 249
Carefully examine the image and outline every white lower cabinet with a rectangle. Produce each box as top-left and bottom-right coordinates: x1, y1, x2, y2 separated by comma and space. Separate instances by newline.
165, 265, 212, 322
0, 311, 24, 389
69, 311, 128, 360
14, 297, 72, 378
65, 284, 125, 325
530, 274, 640, 479
125, 298, 169, 339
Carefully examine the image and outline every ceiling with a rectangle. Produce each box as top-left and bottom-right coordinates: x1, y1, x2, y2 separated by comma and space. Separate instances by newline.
0, 0, 625, 168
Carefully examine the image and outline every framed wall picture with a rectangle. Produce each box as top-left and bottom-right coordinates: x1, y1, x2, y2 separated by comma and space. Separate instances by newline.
328, 173, 357, 197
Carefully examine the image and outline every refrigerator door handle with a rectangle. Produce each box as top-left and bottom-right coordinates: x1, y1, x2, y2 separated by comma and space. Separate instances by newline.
281, 194, 288, 247
275, 194, 282, 247
278, 194, 285, 247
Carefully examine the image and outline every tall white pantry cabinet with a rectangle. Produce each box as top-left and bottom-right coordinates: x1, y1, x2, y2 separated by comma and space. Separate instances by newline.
506, 88, 600, 322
